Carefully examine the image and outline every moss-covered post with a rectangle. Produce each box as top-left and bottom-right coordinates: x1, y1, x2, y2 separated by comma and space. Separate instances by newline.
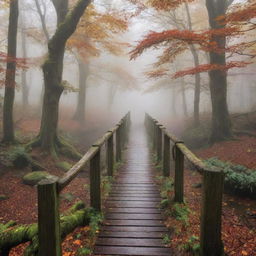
157, 124, 162, 162
107, 133, 114, 176
163, 132, 170, 177
90, 147, 101, 211
116, 125, 121, 162
38, 177, 61, 256
200, 170, 224, 256
174, 144, 184, 203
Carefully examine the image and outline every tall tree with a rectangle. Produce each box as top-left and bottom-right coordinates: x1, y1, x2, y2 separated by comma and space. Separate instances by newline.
130, 0, 255, 143
205, 0, 233, 142
30, 0, 91, 157
2, 0, 19, 143
20, 11, 29, 110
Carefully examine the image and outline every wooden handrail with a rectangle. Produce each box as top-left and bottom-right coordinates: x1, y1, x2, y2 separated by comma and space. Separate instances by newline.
58, 113, 130, 191
38, 111, 131, 256
144, 112, 224, 256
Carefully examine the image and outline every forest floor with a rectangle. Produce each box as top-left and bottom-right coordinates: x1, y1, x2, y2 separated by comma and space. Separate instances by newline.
163, 136, 256, 256
0, 111, 256, 255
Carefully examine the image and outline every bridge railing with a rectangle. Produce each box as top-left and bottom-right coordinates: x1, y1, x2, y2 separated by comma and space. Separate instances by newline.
144, 113, 224, 256
37, 112, 131, 256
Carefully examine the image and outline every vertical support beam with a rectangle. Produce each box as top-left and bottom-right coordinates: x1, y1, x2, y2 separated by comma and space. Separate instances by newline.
116, 125, 121, 162
174, 144, 184, 203
157, 125, 162, 162
107, 133, 114, 176
38, 177, 61, 256
200, 170, 224, 256
90, 148, 101, 211
163, 133, 170, 177
153, 121, 157, 151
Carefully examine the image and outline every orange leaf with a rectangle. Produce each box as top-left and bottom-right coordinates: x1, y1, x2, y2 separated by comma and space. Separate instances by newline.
73, 240, 82, 246
242, 251, 248, 255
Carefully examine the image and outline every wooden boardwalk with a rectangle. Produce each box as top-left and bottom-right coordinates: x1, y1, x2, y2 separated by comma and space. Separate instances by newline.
94, 124, 171, 256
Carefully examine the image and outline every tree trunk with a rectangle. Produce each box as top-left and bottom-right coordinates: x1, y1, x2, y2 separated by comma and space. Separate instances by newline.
21, 17, 29, 110
181, 81, 188, 117
3, 0, 19, 143
206, 0, 232, 143
171, 86, 177, 117
73, 59, 88, 123
33, 0, 91, 156
0, 202, 93, 256
185, 2, 201, 126
107, 84, 117, 111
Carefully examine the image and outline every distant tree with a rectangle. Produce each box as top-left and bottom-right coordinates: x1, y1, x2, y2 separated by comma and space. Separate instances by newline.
2, 0, 19, 143
67, 5, 128, 123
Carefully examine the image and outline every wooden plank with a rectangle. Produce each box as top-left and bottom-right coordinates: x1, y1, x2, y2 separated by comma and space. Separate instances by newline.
106, 197, 161, 202
101, 226, 168, 232
105, 213, 163, 220
96, 238, 165, 247
104, 219, 164, 226
106, 207, 161, 214
98, 231, 165, 239
105, 201, 159, 208
94, 246, 170, 256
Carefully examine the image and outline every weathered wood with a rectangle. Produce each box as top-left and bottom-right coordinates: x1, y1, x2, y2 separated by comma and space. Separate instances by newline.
177, 143, 220, 174
200, 170, 224, 256
105, 213, 163, 220
94, 246, 170, 256
58, 146, 98, 191
156, 125, 163, 162
107, 133, 114, 176
116, 125, 122, 162
90, 147, 101, 211
96, 238, 165, 247
38, 177, 61, 256
163, 133, 170, 177
94, 125, 170, 256
174, 145, 184, 203
98, 231, 165, 238
101, 226, 168, 232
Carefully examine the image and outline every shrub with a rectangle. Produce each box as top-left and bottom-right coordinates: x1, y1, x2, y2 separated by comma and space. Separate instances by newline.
205, 157, 256, 198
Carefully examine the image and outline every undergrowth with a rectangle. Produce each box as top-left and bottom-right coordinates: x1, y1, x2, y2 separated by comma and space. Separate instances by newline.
205, 157, 256, 198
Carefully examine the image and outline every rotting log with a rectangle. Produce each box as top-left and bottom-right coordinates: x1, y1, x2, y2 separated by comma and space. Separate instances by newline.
0, 202, 93, 256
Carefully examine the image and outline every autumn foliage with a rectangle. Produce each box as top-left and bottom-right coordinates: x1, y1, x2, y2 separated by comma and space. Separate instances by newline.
130, 0, 256, 78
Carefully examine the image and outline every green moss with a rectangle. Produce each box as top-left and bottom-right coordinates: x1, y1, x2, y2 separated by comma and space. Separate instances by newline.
22, 171, 58, 186
56, 161, 72, 172
205, 157, 256, 198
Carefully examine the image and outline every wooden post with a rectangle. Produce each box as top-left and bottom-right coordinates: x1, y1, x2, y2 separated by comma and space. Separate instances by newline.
153, 121, 157, 151
107, 133, 114, 176
116, 125, 121, 162
200, 170, 224, 256
163, 133, 170, 177
90, 147, 101, 211
157, 125, 162, 162
174, 144, 184, 203
38, 177, 61, 256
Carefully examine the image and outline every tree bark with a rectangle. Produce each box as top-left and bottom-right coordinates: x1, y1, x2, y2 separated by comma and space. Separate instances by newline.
21, 15, 29, 110
3, 0, 19, 143
184, 2, 201, 126
181, 81, 188, 117
73, 59, 88, 123
206, 0, 232, 143
33, 0, 91, 155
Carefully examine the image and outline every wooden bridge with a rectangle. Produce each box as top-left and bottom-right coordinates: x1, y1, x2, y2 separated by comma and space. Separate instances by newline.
36, 112, 225, 256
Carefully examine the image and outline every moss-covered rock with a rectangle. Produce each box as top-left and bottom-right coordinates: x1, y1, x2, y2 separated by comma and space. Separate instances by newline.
22, 172, 58, 186
0, 194, 8, 201
56, 161, 72, 172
